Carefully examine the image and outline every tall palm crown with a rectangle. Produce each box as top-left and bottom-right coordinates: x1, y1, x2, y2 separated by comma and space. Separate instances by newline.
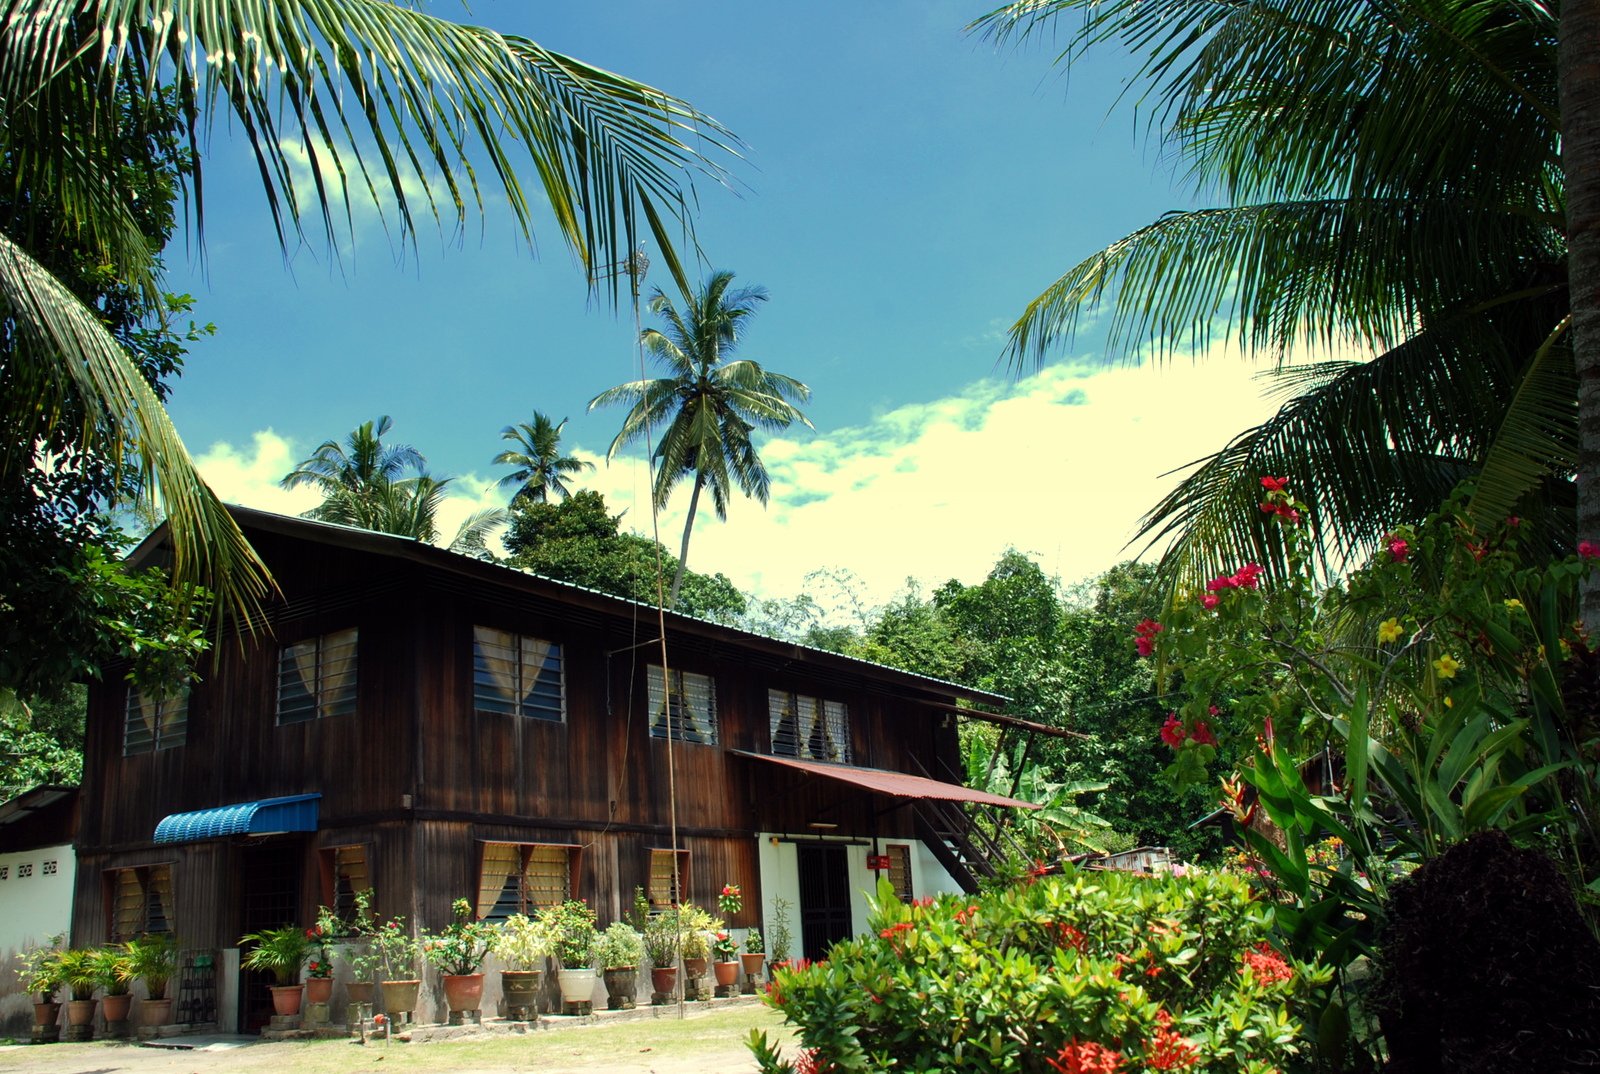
494, 413, 593, 504
978, 0, 1568, 595
0, 0, 733, 634
589, 271, 811, 605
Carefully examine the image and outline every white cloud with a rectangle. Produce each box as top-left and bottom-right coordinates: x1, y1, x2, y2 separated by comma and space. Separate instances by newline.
196, 353, 1307, 616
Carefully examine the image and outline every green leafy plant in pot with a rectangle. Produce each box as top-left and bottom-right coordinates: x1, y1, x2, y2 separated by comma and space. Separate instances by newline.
491, 912, 551, 1021
542, 900, 599, 1011
597, 922, 643, 1010
422, 898, 494, 1016
15, 934, 66, 1003
239, 926, 312, 986
122, 933, 176, 1000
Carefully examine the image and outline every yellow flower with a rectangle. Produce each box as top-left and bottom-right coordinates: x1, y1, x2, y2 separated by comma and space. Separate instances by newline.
1378, 618, 1404, 644
1444, 696, 1454, 708
1433, 654, 1462, 679
1504, 598, 1523, 611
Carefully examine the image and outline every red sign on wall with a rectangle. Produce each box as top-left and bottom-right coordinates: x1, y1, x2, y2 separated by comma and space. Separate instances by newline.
867, 854, 891, 871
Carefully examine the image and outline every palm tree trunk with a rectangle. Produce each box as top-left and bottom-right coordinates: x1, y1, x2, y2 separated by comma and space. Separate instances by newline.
1564, 0, 1600, 627
669, 474, 705, 609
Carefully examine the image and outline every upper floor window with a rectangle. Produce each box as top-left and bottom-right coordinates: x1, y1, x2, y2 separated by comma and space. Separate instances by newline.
477, 843, 579, 921
108, 864, 173, 941
124, 687, 189, 755
473, 627, 564, 722
648, 666, 717, 744
277, 628, 358, 724
769, 690, 850, 763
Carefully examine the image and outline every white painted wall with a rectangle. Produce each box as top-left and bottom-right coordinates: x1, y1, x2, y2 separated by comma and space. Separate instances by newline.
0, 843, 77, 1035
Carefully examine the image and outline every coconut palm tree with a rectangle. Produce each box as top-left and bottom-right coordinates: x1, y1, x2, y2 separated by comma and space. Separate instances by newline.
494, 413, 593, 505
282, 417, 505, 553
976, 0, 1569, 595
0, 1, 734, 635
589, 271, 812, 607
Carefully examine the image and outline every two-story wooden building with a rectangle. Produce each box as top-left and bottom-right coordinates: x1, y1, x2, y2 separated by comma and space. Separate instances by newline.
74, 506, 1034, 1029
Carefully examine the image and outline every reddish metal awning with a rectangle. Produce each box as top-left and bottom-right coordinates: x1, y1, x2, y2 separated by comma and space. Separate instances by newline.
732, 751, 1038, 810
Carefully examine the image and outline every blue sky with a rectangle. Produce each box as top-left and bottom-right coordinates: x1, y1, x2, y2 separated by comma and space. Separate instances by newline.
166, 1, 1289, 610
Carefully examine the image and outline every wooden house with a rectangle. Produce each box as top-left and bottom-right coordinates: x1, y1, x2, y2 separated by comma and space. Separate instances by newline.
73, 507, 1035, 1030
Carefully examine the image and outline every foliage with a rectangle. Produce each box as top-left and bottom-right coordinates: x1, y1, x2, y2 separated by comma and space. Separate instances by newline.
751, 872, 1327, 1073
240, 926, 313, 986
678, 905, 721, 962
596, 922, 645, 970
589, 270, 812, 606
543, 900, 599, 970
57, 947, 107, 1001
494, 412, 592, 505
0, 0, 735, 642
977, 0, 1571, 593
338, 889, 383, 983
718, 883, 743, 916
366, 913, 419, 982
767, 898, 795, 964
503, 489, 747, 621
14, 934, 65, 999
491, 913, 554, 971
745, 927, 764, 955
643, 911, 682, 968
0, 688, 85, 798
96, 945, 131, 996
624, 886, 653, 934
120, 932, 176, 999
712, 930, 740, 961
419, 898, 494, 976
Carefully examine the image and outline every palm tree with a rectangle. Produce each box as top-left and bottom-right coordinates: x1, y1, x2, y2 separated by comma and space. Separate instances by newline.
493, 413, 593, 504
0, 1, 735, 635
589, 271, 812, 607
282, 416, 505, 553
976, 0, 1568, 596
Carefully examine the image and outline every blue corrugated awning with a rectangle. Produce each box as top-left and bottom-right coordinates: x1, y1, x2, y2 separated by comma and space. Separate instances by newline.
154, 794, 321, 844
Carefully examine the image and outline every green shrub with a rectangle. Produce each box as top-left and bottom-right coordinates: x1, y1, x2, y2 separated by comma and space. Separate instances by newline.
750, 871, 1329, 1073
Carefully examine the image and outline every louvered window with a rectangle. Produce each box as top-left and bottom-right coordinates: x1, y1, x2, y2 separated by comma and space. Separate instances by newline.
319, 845, 370, 928
648, 849, 690, 909
768, 690, 850, 763
276, 629, 358, 724
123, 687, 189, 755
108, 864, 173, 941
648, 666, 717, 744
472, 627, 564, 721
886, 844, 913, 903
477, 843, 577, 921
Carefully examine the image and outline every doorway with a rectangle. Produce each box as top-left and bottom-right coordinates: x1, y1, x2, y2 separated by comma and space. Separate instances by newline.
797, 844, 852, 961
238, 840, 303, 1032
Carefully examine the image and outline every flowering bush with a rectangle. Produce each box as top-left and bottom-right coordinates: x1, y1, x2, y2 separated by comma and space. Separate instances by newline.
719, 883, 743, 916
368, 913, 419, 982
748, 871, 1327, 1073
421, 898, 493, 975
712, 930, 739, 961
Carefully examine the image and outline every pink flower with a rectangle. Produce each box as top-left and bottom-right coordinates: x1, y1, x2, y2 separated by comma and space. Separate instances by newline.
1200, 593, 1220, 610
1232, 563, 1263, 589
1580, 541, 1600, 560
1384, 534, 1409, 562
1132, 618, 1164, 657
1260, 476, 1289, 492
1160, 713, 1186, 749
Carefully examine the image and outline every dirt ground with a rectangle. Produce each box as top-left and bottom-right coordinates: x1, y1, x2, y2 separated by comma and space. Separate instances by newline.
0, 1002, 790, 1074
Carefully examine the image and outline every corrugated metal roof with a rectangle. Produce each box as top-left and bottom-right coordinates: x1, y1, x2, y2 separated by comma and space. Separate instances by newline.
731, 751, 1039, 810
154, 793, 321, 844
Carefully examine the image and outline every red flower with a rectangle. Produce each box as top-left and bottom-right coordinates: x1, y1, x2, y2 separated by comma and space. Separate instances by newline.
1384, 534, 1409, 562
1160, 713, 1186, 749
1580, 541, 1600, 560
1145, 1024, 1200, 1070
1133, 618, 1164, 657
793, 1048, 831, 1074
1190, 721, 1217, 747
1046, 1039, 1125, 1074
373, 1013, 387, 1027
1055, 923, 1087, 952
1241, 941, 1294, 985
1260, 476, 1289, 492
1200, 593, 1220, 610
1232, 562, 1264, 589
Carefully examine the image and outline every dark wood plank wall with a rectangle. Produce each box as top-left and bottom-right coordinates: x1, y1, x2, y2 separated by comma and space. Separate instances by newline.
75, 523, 974, 947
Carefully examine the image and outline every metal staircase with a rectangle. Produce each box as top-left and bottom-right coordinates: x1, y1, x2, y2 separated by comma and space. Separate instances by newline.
907, 757, 1029, 893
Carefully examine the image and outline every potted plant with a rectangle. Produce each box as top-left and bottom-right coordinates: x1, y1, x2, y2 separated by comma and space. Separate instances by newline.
421, 898, 492, 1020
305, 910, 336, 1005
122, 933, 176, 1026
768, 897, 794, 969
711, 929, 741, 990
678, 905, 717, 985
370, 912, 421, 1021
718, 883, 743, 918
57, 947, 101, 1028
741, 927, 766, 979
596, 922, 643, 1010
642, 912, 680, 1004
239, 925, 312, 1017
96, 945, 134, 1026
342, 888, 380, 1005
491, 912, 550, 1021
543, 900, 598, 1012
16, 935, 65, 1030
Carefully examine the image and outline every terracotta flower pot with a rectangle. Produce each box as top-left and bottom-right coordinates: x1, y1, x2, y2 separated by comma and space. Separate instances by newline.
33, 1000, 61, 1027
441, 972, 484, 1013
139, 997, 174, 1027
500, 970, 542, 1021
102, 993, 133, 1023
740, 952, 766, 978
66, 999, 97, 1026
269, 984, 304, 1017
649, 966, 678, 999
305, 977, 334, 1004
682, 956, 708, 980
345, 981, 375, 1005
379, 979, 420, 1020
713, 961, 740, 987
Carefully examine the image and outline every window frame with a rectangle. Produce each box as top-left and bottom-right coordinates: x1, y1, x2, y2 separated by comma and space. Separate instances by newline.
647, 848, 691, 910
885, 843, 914, 903
105, 863, 174, 942
276, 628, 359, 725
475, 841, 582, 921
647, 665, 718, 745
123, 686, 190, 756
317, 845, 371, 931
767, 688, 851, 763
471, 625, 566, 723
